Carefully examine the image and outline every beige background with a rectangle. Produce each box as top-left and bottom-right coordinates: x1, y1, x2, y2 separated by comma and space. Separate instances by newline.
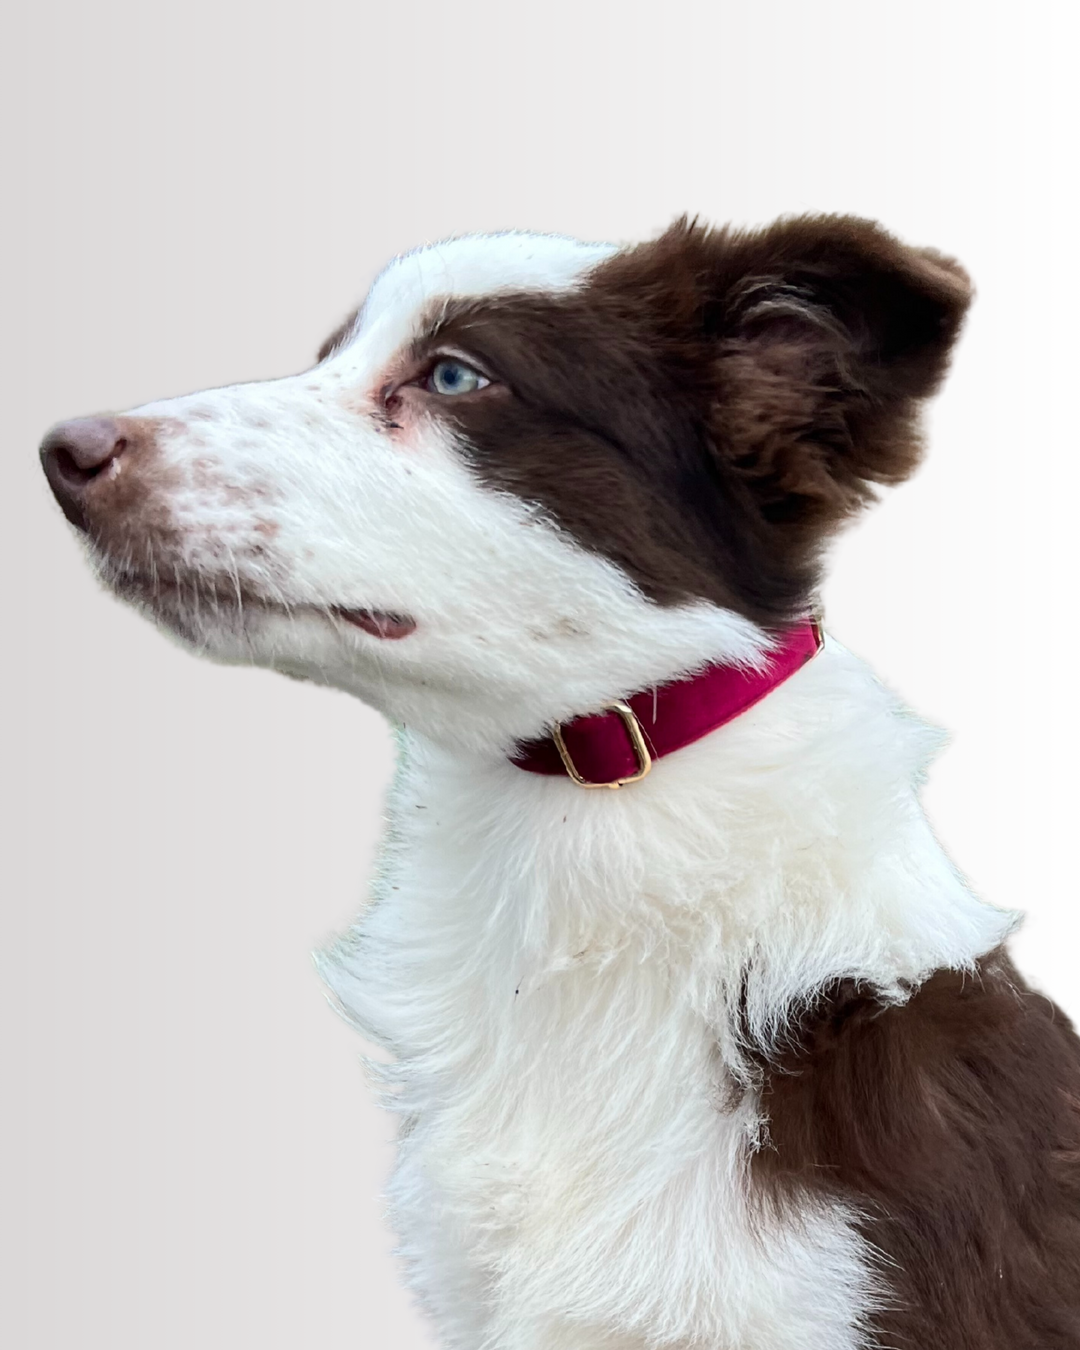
4, 2, 1078, 1347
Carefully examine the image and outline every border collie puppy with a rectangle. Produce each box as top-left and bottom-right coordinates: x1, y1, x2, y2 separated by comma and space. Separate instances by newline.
41, 216, 1080, 1350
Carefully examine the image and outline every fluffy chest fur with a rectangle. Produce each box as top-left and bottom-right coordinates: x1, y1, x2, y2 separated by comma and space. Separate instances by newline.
322, 642, 1015, 1349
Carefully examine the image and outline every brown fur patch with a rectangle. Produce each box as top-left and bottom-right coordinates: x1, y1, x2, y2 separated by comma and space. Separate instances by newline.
415, 215, 970, 625
750, 953, 1080, 1347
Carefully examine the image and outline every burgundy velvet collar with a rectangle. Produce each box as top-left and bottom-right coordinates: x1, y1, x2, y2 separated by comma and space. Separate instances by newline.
511, 617, 823, 788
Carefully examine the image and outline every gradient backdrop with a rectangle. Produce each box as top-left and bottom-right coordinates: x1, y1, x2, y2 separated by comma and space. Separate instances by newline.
4, 2, 1077, 1347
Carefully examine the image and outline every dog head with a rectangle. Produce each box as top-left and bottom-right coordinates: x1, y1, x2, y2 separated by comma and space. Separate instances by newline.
40, 217, 970, 752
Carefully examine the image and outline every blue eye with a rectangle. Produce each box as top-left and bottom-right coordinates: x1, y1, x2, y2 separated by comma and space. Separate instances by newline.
428, 358, 490, 395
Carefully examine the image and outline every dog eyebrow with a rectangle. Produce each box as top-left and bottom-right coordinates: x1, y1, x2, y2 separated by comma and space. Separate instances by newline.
316, 308, 360, 363
408, 296, 485, 364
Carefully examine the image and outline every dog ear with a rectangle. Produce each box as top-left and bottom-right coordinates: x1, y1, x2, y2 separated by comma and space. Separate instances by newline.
702, 215, 972, 531
605, 215, 972, 542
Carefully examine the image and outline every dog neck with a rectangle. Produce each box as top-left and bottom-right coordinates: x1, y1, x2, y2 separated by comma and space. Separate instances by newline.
323, 637, 1018, 1069
510, 617, 823, 788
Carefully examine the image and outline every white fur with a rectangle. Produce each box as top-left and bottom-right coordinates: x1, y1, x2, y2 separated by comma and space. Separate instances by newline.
318, 639, 1015, 1350
354, 231, 617, 363
84, 231, 1018, 1349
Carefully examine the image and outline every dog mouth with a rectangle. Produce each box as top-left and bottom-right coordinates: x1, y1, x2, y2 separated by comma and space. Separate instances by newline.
330, 608, 417, 640
107, 572, 417, 641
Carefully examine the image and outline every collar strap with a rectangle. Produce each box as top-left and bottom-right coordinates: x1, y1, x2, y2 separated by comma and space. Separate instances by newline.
511, 616, 823, 788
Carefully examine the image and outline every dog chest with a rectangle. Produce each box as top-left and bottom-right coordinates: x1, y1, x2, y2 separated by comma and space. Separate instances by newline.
330, 771, 875, 1350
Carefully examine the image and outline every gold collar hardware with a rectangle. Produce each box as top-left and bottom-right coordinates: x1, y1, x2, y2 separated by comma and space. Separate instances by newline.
551, 700, 653, 789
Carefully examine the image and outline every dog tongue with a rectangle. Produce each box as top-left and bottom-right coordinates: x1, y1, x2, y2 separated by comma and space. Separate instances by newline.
337, 608, 416, 640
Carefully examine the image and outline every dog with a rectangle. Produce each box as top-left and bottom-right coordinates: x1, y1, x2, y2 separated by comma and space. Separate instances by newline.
41, 215, 1080, 1349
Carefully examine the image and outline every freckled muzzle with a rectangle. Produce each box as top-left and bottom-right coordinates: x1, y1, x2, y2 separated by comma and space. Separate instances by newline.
39, 405, 420, 648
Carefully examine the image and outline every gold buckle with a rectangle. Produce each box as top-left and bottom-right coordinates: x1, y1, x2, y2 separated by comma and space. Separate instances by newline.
810, 607, 825, 651
551, 700, 653, 789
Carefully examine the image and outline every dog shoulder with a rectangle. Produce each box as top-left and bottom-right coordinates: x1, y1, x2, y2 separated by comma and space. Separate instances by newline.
749, 952, 1080, 1348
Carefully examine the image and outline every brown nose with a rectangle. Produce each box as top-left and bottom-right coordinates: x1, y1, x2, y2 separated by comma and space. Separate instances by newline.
40, 417, 129, 531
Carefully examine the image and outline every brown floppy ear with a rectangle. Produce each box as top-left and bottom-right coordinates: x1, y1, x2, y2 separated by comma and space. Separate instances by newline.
699, 214, 973, 531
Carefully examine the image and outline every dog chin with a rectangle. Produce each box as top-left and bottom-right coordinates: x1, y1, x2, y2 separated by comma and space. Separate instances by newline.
101, 569, 419, 678
118, 587, 277, 658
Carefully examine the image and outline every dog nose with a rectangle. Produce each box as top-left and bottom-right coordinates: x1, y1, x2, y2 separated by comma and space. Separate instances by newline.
40, 417, 129, 530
